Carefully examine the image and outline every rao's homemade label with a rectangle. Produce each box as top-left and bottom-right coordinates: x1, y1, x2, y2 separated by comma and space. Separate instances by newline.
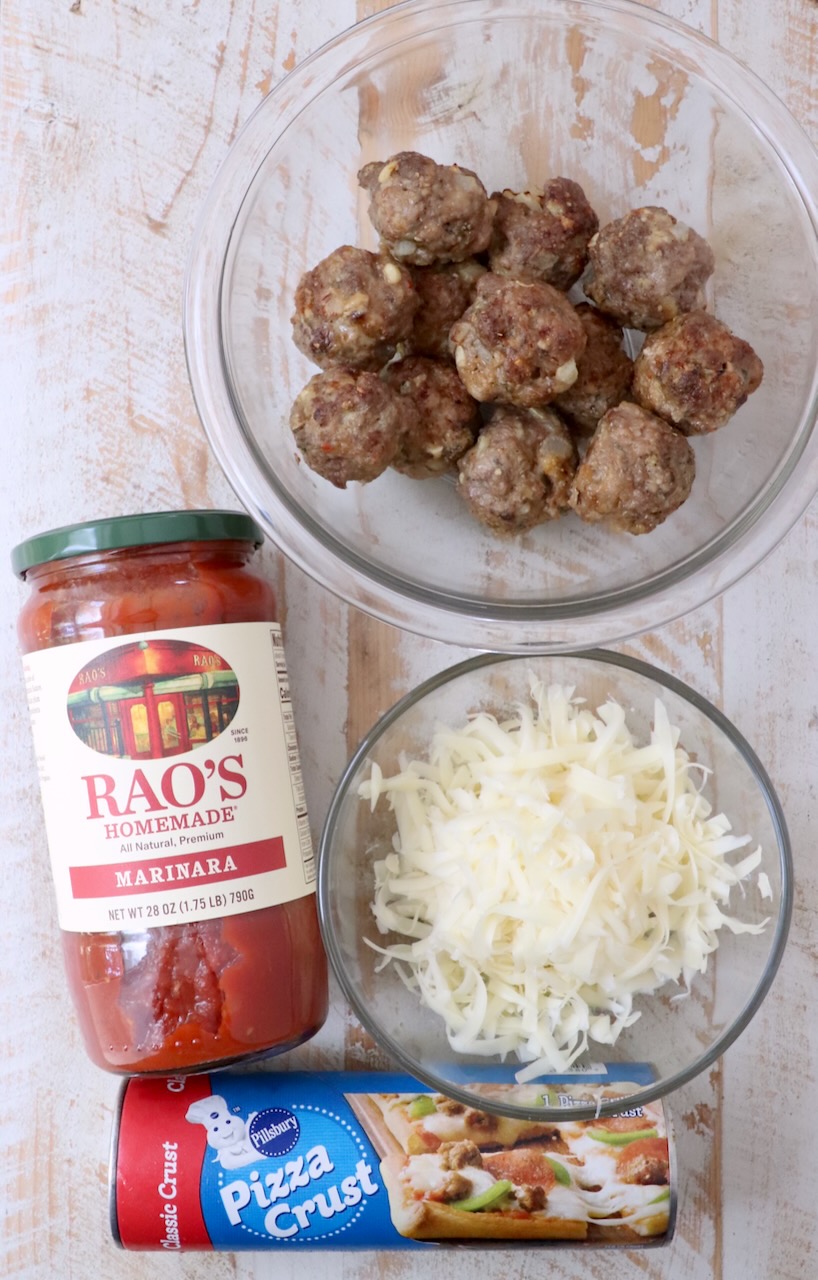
24, 622, 314, 932
111, 1068, 676, 1251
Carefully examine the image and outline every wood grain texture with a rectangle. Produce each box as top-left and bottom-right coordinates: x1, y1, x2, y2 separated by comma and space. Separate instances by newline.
3, 0, 817, 1277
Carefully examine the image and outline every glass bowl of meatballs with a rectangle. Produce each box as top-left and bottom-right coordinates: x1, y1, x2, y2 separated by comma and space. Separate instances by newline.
185, 0, 818, 650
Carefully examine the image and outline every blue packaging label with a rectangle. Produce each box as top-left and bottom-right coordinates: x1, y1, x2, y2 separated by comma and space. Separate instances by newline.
113, 1068, 675, 1251
195, 1077, 404, 1249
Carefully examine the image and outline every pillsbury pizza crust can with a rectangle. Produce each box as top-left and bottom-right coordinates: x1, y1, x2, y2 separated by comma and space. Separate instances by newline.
109, 1067, 677, 1250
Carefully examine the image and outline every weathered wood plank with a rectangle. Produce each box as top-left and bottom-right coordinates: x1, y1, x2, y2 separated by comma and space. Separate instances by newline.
3, 0, 818, 1277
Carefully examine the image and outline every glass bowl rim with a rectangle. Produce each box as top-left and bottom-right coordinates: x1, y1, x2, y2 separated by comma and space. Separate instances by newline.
317, 648, 793, 1121
184, 0, 818, 652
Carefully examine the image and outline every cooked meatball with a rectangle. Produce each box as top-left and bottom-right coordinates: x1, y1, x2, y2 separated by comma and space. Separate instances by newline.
408, 259, 486, 358
383, 356, 480, 478
291, 244, 418, 370
515, 1185, 548, 1214
437, 1172, 475, 1202
569, 402, 695, 534
585, 206, 715, 331
457, 406, 577, 533
462, 1107, 501, 1134
439, 1141, 484, 1171
554, 304, 633, 436
488, 178, 599, 290
615, 1137, 670, 1186
434, 1096, 466, 1116
450, 274, 587, 407
632, 310, 764, 435
358, 150, 496, 266
289, 366, 409, 489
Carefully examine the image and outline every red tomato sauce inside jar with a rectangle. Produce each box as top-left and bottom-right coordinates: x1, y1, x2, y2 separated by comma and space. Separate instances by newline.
14, 510, 328, 1073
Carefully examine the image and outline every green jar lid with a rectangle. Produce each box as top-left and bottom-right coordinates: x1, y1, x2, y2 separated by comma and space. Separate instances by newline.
11, 509, 265, 579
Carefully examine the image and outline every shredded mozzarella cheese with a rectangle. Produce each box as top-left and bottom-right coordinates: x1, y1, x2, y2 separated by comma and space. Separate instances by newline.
360, 681, 768, 1077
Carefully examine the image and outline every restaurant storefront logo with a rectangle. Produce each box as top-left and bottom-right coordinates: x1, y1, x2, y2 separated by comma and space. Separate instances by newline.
67, 638, 240, 760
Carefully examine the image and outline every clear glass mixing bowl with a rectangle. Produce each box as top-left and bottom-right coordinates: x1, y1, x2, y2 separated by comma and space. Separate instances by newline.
185, 0, 818, 650
317, 651, 792, 1121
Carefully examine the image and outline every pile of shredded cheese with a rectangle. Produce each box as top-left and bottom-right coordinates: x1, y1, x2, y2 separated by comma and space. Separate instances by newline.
360, 680, 768, 1078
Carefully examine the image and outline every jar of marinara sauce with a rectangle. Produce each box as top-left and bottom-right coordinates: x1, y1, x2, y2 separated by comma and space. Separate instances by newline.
13, 510, 328, 1073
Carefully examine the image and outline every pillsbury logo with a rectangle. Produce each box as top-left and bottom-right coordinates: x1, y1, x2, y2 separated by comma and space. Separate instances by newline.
249, 1108, 301, 1158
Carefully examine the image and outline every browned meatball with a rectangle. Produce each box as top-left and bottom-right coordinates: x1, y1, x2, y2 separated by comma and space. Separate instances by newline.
291, 245, 418, 370
516, 1185, 548, 1213
457, 406, 577, 533
554, 304, 633, 436
439, 1141, 484, 1171
585, 207, 715, 331
382, 356, 480, 478
437, 1172, 475, 1202
615, 1138, 670, 1186
569, 402, 695, 534
434, 1096, 466, 1116
488, 178, 599, 290
408, 259, 486, 358
450, 274, 587, 407
632, 310, 764, 435
462, 1106, 501, 1134
357, 150, 496, 267
289, 367, 409, 489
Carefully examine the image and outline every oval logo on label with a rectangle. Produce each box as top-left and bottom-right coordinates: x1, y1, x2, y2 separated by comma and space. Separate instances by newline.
67, 638, 240, 759
248, 1108, 301, 1158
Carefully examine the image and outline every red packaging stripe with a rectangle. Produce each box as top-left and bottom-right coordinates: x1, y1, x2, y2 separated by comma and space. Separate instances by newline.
116, 1075, 213, 1250
69, 835, 286, 898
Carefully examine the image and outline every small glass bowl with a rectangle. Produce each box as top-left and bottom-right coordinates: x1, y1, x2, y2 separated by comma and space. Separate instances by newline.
318, 651, 792, 1121
184, 0, 818, 650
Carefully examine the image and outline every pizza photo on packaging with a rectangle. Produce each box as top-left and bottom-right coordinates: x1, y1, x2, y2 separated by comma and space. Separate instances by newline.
349, 1078, 673, 1244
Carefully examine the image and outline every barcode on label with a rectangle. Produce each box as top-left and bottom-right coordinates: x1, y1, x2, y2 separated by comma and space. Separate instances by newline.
271, 628, 316, 884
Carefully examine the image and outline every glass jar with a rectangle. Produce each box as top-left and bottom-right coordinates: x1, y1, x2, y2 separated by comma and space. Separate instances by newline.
13, 509, 328, 1073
